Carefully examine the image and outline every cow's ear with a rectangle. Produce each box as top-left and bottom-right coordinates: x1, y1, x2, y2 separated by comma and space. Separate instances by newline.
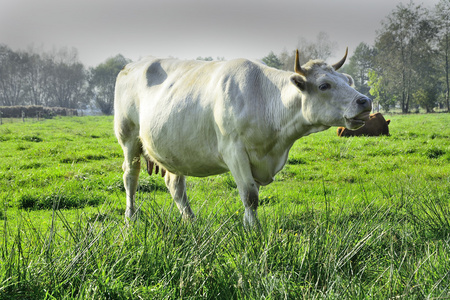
290, 74, 306, 91
386, 119, 391, 125
343, 73, 355, 87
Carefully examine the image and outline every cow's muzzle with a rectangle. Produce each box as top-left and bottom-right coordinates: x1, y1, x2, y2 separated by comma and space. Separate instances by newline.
344, 96, 372, 129
356, 96, 372, 111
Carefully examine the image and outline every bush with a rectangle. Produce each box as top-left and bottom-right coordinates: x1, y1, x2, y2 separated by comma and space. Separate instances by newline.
0, 105, 78, 118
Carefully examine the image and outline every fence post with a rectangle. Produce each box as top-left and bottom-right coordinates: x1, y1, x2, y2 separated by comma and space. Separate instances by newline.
0, 111, 2, 125
22, 111, 25, 123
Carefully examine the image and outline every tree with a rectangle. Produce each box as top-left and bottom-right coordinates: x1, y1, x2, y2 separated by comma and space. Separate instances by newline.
0, 45, 29, 106
277, 32, 338, 71
0, 45, 89, 109
88, 54, 131, 115
434, 0, 450, 111
342, 43, 376, 96
196, 56, 224, 61
23, 51, 47, 106
262, 51, 283, 69
375, 1, 438, 113
45, 58, 87, 108
196, 56, 213, 61
414, 87, 438, 112
368, 70, 396, 112
297, 31, 338, 62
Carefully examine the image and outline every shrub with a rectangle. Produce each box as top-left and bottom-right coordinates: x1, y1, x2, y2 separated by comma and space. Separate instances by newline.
0, 105, 78, 118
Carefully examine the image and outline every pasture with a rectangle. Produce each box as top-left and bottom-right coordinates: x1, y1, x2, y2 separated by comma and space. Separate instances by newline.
0, 114, 449, 299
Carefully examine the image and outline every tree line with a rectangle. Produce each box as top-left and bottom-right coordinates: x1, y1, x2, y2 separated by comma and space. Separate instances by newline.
262, 1, 450, 113
0, 45, 130, 115
1, 0, 449, 115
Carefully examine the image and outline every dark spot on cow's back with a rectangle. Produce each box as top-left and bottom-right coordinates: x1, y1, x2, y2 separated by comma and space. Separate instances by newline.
146, 60, 168, 87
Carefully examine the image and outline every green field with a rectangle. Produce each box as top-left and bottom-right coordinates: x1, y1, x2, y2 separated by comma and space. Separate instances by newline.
0, 114, 449, 299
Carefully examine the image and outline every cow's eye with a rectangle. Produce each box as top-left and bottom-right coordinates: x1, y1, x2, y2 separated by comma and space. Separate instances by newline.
319, 83, 331, 91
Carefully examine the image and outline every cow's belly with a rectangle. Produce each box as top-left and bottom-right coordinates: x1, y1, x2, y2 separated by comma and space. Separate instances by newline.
148, 146, 228, 177
139, 119, 229, 177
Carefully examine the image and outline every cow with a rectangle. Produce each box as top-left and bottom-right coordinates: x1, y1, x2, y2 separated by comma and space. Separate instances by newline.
337, 112, 390, 137
114, 48, 372, 226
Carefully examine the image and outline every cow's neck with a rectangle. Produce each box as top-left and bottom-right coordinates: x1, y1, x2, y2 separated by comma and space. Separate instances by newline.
260, 69, 330, 145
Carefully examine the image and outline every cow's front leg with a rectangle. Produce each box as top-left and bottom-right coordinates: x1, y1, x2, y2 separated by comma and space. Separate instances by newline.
223, 147, 261, 227
165, 172, 195, 220
237, 180, 260, 227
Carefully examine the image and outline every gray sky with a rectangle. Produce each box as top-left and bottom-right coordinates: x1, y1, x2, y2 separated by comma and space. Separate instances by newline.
0, 0, 441, 67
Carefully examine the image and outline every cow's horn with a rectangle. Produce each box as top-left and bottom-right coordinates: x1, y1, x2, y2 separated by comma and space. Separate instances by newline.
294, 49, 306, 76
332, 47, 348, 71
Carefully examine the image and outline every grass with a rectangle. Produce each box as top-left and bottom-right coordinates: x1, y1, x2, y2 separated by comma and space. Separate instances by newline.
0, 113, 449, 299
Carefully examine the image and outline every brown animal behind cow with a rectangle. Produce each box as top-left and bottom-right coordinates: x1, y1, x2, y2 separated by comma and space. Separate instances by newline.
337, 112, 390, 137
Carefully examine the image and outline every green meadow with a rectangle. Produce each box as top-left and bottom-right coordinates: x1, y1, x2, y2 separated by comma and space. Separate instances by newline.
0, 114, 449, 299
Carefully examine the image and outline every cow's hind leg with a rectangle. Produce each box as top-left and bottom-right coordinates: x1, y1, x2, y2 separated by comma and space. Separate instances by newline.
164, 172, 195, 219
119, 137, 142, 219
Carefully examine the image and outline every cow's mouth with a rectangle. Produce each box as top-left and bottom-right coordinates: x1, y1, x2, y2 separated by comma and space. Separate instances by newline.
344, 111, 370, 129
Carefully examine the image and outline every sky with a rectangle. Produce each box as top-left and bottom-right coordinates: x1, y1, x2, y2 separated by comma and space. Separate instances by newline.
0, 0, 442, 67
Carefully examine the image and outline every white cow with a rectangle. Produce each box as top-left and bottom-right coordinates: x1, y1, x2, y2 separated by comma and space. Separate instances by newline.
114, 49, 372, 226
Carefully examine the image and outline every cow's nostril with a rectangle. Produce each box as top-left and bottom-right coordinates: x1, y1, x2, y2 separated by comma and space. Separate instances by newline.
356, 97, 372, 108
356, 97, 367, 105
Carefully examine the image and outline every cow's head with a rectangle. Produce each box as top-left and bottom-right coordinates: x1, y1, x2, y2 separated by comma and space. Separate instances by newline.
290, 48, 372, 130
